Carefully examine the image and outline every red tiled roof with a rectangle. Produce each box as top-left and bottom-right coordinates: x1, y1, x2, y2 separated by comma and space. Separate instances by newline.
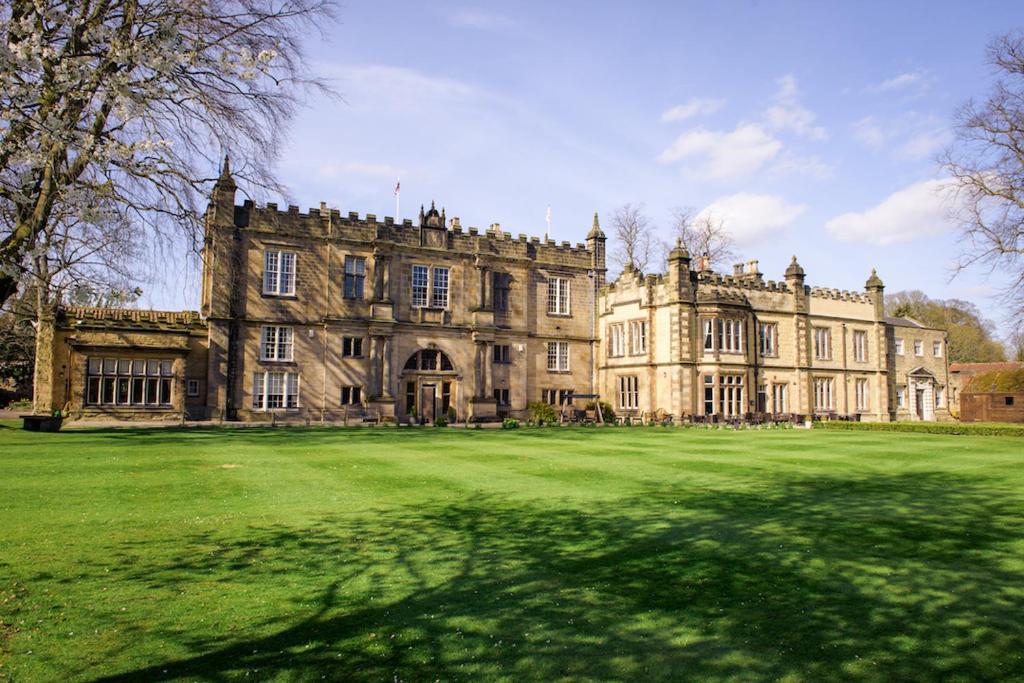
949, 362, 1024, 374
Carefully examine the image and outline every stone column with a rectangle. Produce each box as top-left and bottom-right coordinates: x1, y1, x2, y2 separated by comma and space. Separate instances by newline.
381, 257, 391, 301
381, 336, 392, 398
369, 336, 380, 398
484, 342, 493, 398
473, 342, 484, 398
32, 310, 56, 415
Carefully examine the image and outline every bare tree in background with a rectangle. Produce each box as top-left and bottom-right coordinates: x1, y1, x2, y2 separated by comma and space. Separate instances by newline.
944, 31, 1024, 331
670, 207, 736, 270
0, 0, 337, 309
610, 203, 658, 274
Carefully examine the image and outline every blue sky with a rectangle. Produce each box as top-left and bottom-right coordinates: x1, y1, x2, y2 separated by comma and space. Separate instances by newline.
152, 0, 1024, 329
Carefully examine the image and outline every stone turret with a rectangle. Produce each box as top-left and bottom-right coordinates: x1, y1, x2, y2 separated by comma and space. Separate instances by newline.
784, 255, 805, 288
865, 268, 885, 321
586, 211, 607, 286
667, 237, 692, 298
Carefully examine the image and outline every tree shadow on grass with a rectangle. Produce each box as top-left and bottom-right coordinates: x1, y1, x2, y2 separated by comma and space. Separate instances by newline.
82, 471, 1024, 682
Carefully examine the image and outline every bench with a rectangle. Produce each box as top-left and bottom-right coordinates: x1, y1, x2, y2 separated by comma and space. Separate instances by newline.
21, 414, 63, 432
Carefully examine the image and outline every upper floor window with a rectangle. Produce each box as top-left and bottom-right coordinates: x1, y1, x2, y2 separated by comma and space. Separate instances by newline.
547, 341, 570, 372
914, 340, 923, 356
853, 330, 868, 362
547, 277, 570, 315
263, 250, 296, 296
895, 338, 904, 355
343, 256, 365, 300
608, 323, 625, 357
758, 322, 777, 357
493, 344, 511, 363
411, 265, 429, 307
814, 327, 832, 360
431, 267, 449, 308
260, 326, 293, 362
411, 265, 449, 308
932, 341, 943, 357
342, 336, 363, 358
493, 272, 511, 312
717, 319, 743, 354
629, 320, 647, 355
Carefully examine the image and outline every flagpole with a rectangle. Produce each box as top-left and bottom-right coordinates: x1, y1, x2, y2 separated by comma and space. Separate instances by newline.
395, 177, 400, 220
545, 205, 551, 241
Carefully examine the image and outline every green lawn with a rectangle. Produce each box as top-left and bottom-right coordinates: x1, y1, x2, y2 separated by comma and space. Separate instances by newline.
1, 424, 1023, 682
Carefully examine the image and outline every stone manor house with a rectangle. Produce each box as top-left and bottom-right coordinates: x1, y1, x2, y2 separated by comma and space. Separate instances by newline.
33, 162, 952, 424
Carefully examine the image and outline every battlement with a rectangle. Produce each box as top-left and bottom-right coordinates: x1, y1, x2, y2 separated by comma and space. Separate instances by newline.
59, 307, 205, 330
808, 286, 872, 304
229, 199, 596, 268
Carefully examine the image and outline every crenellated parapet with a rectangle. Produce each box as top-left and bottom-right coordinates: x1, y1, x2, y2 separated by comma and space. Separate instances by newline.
59, 307, 206, 331
229, 200, 596, 269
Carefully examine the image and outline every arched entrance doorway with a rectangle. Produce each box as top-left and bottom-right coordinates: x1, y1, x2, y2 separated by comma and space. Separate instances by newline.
401, 349, 459, 423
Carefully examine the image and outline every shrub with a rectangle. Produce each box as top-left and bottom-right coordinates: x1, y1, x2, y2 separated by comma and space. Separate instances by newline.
584, 400, 615, 424
7, 399, 32, 411
966, 368, 1024, 393
433, 416, 448, 428
527, 401, 557, 426
502, 417, 520, 429
819, 421, 1024, 437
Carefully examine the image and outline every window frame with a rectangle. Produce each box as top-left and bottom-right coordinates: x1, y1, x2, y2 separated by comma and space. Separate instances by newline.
341, 336, 364, 358
259, 325, 294, 362
262, 250, 297, 296
758, 322, 777, 357
252, 371, 300, 410
343, 255, 366, 300
618, 375, 639, 410
547, 277, 571, 316
853, 330, 868, 363
547, 341, 570, 372
629, 319, 647, 355
814, 327, 832, 361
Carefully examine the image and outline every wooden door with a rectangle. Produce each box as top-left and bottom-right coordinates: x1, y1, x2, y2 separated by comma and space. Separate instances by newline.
421, 384, 436, 423
915, 389, 925, 420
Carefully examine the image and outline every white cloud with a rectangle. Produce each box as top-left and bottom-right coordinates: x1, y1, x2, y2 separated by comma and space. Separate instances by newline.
869, 70, 934, 94
697, 192, 807, 243
825, 179, 956, 246
318, 162, 403, 179
852, 116, 888, 148
660, 97, 726, 123
896, 129, 952, 161
448, 10, 518, 31
323, 63, 481, 105
657, 123, 782, 179
769, 152, 835, 179
763, 74, 827, 140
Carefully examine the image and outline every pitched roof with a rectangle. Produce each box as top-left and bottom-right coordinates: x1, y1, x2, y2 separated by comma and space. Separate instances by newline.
949, 362, 1024, 374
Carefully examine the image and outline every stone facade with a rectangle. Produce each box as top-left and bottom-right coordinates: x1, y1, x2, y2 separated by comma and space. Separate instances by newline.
34, 164, 951, 423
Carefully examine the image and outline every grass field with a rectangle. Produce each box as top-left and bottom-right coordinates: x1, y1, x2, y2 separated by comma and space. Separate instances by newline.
1, 423, 1023, 682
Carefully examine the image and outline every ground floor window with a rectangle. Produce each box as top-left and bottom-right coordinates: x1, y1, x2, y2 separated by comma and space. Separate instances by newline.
757, 384, 768, 413
186, 379, 201, 397
703, 375, 714, 414
542, 388, 573, 405
814, 377, 835, 411
618, 376, 639, 410
855, 378, 869, 411
341, 386, 362, 405
441, 381, 452, 414
493, 388, 510, 406
86, 357, 173, 407
772, 383, 787, 413
896, 387, 906, 409
406, 381, 417, 415
935, 386, 944, 408
719, 374, 743, 416
253, 371, 300, 409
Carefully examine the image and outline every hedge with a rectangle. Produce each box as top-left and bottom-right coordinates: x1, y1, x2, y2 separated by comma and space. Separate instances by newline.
819, 421, 1024, 437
